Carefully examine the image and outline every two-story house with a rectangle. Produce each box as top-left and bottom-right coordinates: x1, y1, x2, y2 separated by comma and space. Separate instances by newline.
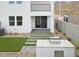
0, 1, 54, 34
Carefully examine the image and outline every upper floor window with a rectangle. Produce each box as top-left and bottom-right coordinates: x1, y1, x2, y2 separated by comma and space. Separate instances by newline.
9, 1, 15, 4
16, 1, 22, 4
9, 1, 22, 4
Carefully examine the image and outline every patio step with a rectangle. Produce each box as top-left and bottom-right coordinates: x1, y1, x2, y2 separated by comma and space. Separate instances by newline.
31, 29, 50, 33
30, 33, 53, 37
30, 35, 53, 37
26, 39, 37, 41
27, 37, 54, 39
29, 29, 53, 39
25, 42, 36, 44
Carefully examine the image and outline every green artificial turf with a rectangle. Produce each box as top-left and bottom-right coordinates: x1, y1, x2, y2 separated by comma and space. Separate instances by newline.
0, 37, 26, 52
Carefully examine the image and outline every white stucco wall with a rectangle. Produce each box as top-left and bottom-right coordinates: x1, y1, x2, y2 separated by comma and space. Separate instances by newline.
31, 12, 51, 16
47, 16, 51, 29
0, 1, 54, 33
36, 47, 75, 57
31, 1, 54, 33
50, 1, 54, 33
0, 1, 31, 33
36, 40, 75, 57
31, 16, 35, 29
36, 48, 51, 57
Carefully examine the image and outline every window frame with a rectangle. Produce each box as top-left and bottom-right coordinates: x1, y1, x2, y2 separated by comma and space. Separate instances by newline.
9, 16, 15, 26
9, 1, 15, 4
16, 16, 23, 26
64, 16, 69, 22
16, 1, 22, 4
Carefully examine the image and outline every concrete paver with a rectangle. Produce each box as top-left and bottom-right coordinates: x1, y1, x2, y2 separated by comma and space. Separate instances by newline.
0, 52, 17, 57
25, 42, 36, 44
21, 46, 36, 53
26, 39, 37, 41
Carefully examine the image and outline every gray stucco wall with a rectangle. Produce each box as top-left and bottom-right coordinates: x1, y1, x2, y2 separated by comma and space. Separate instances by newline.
36, 47, 75, 57
57, 20, 79, 41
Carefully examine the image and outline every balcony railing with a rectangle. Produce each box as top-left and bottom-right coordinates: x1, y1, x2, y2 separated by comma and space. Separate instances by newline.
31, 4, 51, 11
31, 1, 51, 11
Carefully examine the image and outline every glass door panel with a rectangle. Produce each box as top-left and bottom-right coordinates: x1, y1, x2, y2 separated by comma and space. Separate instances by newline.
35, 16, 40, 28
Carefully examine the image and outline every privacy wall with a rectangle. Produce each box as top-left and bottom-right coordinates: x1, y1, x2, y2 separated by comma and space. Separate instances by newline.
57, 20, 79, 41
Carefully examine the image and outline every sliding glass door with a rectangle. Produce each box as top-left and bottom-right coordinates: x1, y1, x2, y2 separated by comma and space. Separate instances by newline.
35, 16, 47, 28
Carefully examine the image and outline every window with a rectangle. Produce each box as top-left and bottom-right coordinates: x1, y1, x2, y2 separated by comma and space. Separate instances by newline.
16, 1, 22, 4
9, 1, 22, 4
64, 17, 69, 22
17, 16, 22, 26
65, 17, 68, 22
9, 16, 15, 26
9, 1, 15, 4
54, 51, 64, 57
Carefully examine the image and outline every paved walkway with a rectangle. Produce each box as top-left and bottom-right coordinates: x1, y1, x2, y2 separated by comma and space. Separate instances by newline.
18, 39, 36, 57
17, 46, 36, 57
0, 52, 17, 57
21, 46, 36, 54
0, 46, 36, 57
